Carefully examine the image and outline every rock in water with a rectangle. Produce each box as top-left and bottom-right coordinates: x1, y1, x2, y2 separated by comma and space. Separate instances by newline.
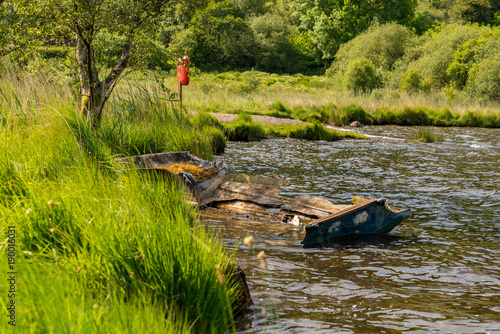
350, 121, 363, 127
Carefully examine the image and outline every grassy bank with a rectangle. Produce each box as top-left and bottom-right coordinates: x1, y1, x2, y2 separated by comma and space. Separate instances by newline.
144, 70, 500, 128
191, 112, 365, 144
0, 69, 238, 332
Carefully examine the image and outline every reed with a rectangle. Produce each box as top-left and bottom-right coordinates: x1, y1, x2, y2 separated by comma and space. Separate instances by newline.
0, 67, 238, 332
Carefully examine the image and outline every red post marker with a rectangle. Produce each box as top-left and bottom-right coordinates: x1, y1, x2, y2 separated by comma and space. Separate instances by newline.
177, 65, 190, 86
177, 56, 190, 114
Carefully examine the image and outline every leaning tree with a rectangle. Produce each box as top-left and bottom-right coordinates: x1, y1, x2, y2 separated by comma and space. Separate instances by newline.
9, 0, 175, 127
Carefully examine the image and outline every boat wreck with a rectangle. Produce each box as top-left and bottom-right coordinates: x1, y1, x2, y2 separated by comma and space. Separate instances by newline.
118, 152, 411, 246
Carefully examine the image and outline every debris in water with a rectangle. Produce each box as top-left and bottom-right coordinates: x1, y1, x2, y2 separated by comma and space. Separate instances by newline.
155, 163, 218, 182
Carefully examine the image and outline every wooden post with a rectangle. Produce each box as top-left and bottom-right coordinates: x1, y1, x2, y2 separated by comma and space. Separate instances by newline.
179, 81, 183, 114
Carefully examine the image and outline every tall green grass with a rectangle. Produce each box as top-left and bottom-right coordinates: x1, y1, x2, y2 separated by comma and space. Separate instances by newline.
409, 127, 444, 143
0, 67, 238, 332
263, 122, 365, 141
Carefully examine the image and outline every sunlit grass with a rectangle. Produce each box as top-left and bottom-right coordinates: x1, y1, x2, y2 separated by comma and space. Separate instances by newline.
409, 127, 444, 143
0, 66, 239, 332
110, 70, 500, 128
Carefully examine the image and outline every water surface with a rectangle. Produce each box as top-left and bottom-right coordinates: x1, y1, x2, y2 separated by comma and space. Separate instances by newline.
205, 126, 500, 333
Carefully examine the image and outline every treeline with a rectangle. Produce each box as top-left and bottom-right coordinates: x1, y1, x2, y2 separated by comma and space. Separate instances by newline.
327, 23, 500, 101
2, 0, 499, 100
92, 0, 499, 101
153, 0, 499, 72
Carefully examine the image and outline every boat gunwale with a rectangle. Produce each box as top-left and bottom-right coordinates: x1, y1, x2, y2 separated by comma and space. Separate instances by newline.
307, 199, 379, 227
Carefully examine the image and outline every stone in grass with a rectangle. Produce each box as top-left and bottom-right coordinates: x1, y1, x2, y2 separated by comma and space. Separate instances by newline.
350, 121, 363, 127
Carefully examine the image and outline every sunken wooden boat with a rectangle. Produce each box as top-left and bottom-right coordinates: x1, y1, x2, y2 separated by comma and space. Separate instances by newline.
117, 152, 411, 246
117, 151, 227, 198
301, 197, 412, 246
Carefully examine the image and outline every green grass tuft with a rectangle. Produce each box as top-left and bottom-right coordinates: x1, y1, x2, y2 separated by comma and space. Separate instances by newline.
264, 122, 366, 141
410, 127, 445, 143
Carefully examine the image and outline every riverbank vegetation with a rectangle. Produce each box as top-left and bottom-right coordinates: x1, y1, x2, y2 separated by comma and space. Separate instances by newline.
0, 69, 239, 332
1, 0, 499, 331
2, 0, 499, 129
409, 127, 445, 142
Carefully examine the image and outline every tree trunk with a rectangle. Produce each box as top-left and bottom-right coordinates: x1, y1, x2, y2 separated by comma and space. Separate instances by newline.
75, 33, 131, 128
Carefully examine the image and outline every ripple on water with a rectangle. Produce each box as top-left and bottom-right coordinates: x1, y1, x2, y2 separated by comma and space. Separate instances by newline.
210, 126, 500, 333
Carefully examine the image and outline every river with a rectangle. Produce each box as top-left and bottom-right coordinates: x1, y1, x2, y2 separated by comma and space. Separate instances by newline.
204, 126, 500, 333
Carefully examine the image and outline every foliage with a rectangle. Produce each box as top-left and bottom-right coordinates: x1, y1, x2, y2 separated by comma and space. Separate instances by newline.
467, 53, 500, 101
400, 68, 422, 92
328, 23, 415, 74
185, 0, 256, 67
289, 0, 418, 62
454, 0, 496, 24
249, 13, 308, 73
398, 23, 486, 89
447, 27, 500, 89
0, 68, 239, 332
343, 58, 381, 93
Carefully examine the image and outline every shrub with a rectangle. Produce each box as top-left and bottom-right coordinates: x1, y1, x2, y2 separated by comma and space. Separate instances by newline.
399, 24, 486, 89
331, 23, 415, 72
400, 68, 422, 92
454, 0, 496, 24
447, 28, 500, 89
343, 57, 380, 93
466, 53, 500, 100
249, 13, 308, 73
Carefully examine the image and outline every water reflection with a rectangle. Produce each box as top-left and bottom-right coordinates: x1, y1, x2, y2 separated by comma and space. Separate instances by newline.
206, 126, 500, 333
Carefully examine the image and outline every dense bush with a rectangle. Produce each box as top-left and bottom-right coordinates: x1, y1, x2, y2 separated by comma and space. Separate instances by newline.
343, 57, 380, 93
249, 13, 308, 73
400, 68, 422, 92
447, 28, 500, 89
454, 0, 497, 24
329, 23, 415, 74
467, 54, 500, 101
398, 24, 486, 89
175, 0, 256, 68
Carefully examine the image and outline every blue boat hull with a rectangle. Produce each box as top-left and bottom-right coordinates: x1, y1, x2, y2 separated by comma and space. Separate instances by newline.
301, 198, 411, 246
